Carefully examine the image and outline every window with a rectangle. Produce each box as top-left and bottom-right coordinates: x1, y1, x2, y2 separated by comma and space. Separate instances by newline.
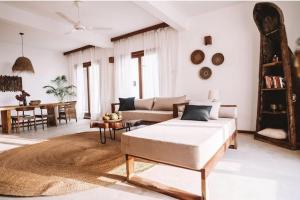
130, 50, 159, 99
83, 61, 91, 119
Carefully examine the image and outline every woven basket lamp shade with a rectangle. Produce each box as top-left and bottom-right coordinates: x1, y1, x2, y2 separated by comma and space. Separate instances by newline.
12, 33, 34, 73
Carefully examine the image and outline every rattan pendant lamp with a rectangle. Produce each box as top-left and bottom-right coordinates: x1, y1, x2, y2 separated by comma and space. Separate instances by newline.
12, 32, 34, 73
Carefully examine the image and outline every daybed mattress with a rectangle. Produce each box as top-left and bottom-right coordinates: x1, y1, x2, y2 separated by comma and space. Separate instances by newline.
121, 118, 236, 170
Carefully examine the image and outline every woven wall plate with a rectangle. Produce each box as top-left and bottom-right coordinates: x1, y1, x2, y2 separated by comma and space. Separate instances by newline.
199, 67, 212, 79
191, 50, 205, 64
212, 53, 224, 65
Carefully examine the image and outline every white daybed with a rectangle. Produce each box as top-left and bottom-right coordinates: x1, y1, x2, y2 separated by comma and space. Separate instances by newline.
121, 105, 238, 200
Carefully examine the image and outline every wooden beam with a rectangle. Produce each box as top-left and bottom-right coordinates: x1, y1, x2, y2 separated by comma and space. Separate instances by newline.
134, 2, 188, 31
111, 22, 169, 42
63, 45, 95, 56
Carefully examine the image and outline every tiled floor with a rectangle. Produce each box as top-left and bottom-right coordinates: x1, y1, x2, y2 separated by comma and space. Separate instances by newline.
0, 120, 300, 200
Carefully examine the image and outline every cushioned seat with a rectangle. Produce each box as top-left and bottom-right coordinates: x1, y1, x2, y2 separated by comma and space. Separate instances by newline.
121, 118, 236, 170
121, 110, 174, 122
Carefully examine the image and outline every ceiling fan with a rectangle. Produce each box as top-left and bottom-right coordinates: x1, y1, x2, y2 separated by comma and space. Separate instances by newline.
56, 1, 112, 34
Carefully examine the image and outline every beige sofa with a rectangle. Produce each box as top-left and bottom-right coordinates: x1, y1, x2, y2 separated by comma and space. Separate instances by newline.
111, 96, 187, 123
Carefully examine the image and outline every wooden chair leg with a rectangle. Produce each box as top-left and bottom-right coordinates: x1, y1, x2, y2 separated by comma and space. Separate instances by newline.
27, 120, 30, 130
126, 155, 135, 180
42, 118, 45, 130
58, 113, 61, 124
33, 117, 37, 131
201, 169, 207, 200
16, 119, 20, 133
22, 119, 25, 131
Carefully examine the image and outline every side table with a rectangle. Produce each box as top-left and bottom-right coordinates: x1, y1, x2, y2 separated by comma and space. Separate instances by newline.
90, 120, 124, 144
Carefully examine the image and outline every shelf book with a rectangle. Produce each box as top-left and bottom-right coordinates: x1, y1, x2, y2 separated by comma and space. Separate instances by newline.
264, 75, 285, 89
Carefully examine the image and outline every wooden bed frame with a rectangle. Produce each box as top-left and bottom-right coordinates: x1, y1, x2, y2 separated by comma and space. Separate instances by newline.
124, 105, 238, 200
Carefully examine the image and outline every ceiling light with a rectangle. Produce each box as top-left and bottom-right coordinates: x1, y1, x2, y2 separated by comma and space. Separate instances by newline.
12, 33, 34, 73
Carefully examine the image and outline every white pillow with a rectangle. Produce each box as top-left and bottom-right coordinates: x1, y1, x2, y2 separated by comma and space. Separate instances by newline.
189, 101, 221, 120
257, 128, 287, 139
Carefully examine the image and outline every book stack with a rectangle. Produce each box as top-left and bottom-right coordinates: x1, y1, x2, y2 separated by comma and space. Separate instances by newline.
264, 76, 285, 88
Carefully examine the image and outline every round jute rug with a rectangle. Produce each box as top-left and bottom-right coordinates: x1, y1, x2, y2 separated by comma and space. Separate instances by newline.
0, 131, 153, 197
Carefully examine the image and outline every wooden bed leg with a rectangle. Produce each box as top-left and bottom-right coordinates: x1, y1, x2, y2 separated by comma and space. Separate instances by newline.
233, 132, 238, 149
126, 155, 134, 180
229, 132, 238, 149
201, 169, 207, 200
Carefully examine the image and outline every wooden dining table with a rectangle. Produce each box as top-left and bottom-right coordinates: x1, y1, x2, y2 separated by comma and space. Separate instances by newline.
0, 102, 65, 134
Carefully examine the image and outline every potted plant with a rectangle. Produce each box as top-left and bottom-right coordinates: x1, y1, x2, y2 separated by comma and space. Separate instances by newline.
43, 75, 76, 102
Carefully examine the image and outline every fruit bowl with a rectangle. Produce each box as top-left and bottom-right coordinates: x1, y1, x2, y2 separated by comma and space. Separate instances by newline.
102, 112, 122, 122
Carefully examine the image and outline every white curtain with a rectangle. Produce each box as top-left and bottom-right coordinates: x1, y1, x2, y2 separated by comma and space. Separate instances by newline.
98, 49, 114, 115
114, 38, 139, 99
143, 50, 159, 98
89, 62, 101, 120
113, 27, 178, 99
67, 47, 114, 120
75, 64, 85, 118
155, 28, 178, 96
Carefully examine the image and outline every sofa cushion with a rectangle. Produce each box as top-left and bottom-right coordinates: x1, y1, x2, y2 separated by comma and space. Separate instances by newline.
257, 128, 287, 139
135, 98, 154, 110
152, 96, 187, 111
181, 105, 212, 121
119, 97, 135, 111
121, 110, 173, 122
189, 101, 221, 120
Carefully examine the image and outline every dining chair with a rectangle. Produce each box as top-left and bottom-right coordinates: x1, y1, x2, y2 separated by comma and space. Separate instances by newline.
58, 101, 77, 124
11, 106, 37, 133
35, 105, 55, 130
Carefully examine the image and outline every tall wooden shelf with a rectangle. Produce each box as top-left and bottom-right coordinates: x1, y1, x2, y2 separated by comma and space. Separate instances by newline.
254, 2, 299, 150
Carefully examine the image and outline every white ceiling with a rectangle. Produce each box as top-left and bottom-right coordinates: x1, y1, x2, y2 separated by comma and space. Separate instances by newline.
0, 18, 83, 52
5, 1, 162, 38
166, 1, 241, 17
0, 1, 242, 52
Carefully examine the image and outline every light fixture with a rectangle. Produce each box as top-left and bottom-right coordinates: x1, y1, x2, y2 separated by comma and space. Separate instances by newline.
12, 32, 34, 73
208, 89, 220, 102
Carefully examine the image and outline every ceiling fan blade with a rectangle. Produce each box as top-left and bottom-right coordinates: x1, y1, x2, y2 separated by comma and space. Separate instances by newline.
56, 12, 77, 26
88, 27, 112, 31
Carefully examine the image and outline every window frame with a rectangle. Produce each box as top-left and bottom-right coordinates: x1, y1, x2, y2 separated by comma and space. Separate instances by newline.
83, 61, 91, 119
131, 50, 144, 99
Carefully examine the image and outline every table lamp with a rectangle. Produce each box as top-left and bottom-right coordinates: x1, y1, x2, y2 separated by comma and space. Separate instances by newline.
208, 89, 220, 102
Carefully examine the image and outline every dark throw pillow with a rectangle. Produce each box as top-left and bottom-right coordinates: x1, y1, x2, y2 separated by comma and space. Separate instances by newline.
181, 105, 212, 121
119, 97, 135, 111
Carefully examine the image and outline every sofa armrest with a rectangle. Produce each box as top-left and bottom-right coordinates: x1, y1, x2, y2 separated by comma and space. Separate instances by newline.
173, 102, 190, 118
111, 103, 120, 113
219, 105, 238, 119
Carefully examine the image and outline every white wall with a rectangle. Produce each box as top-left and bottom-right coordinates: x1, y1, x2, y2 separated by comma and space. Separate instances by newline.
0, 42, 68, 106
176, 2, 300, 130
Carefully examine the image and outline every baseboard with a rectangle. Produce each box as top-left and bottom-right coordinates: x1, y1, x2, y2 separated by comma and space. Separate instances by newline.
238, 130, 256, 134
